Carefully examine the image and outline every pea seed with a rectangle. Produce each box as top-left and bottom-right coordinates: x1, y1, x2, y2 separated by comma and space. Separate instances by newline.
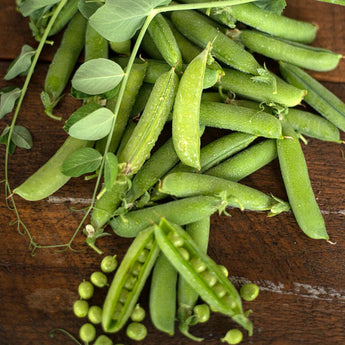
201, 271, 217, 287
124, 275, 138, 290
213, 283, 227, 298
221, 329, 243, 344
218, 265, 229, 277
73, 299, 89, 318
79, 323, 96, 343
94, 334, 113, 345
112, 302, 123, 320
193, 304, 210, 323
119, 288, 130, 304
240, 283, 260, 302
88, 305, 102, 324
131, 261, 143, 276
168, 231, 184, 247
131, 304, 146, 322
137, 249, 149, 263
100, 255, 118, 273
90, 271, 108, 288
145, 238, 154, 250
126, 322, 147, 341
78, 280, 94, 300
190, 257, 207, 273
222, 295, 237, 309
178, 247, 190, 261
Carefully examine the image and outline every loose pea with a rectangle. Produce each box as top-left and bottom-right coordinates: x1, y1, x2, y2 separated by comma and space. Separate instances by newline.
193, 304, 210, 323
73, 299, 89, 318
126, 322, 147, 341
79, 323, 96, 344
240, 283, 260, 302
221, 329, 243, 344
90, 271, 108, 288
78, 281, 94, 300
88, 305, 103, 325
101, 255, 118, 274
131, 304, 146, 322
94, 334, 113, 345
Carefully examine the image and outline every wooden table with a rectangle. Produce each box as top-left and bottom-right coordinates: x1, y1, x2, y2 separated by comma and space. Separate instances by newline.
1, 1, 345, 344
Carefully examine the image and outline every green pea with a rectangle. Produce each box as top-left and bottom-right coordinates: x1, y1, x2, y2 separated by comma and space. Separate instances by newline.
73, 299, 89, 318
91, 271, 108, 288
78, 281, 94, 300
168, 231, 185, 248
94, 334, 113, 345
240, 283, 260, 302
218, 265, 229, 277
79, 323, 96, 344
131, 304, 146, 322
221, 329, 243, 344
88, 305, 103, 324
190, 257, 207, 273
193, 304, 210, 323
201, 271, 218, 287
126, 322, 147, 341
101, 255, 118, 274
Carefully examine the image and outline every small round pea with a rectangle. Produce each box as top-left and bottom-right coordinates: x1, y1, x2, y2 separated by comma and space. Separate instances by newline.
178, 247, 190, 261
131, 304, 146, 322
221, 329, 243, 344
190, 257, 207, 273
193, 304, 210, 323
73, 299, 89, 318
126, 322, 147, 341
101, 255, 118, 273
90, 271, 108, 288
88, 305, 103, 324
240, 283, 260, 302
79, 323, 96, 344
94, 334, 113, 345
78, 280, 94, 300
218, 265, 229, 277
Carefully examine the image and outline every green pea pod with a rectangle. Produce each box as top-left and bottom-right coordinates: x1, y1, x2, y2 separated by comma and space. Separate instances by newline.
102, 226, 159, 333
13, 137, 91, 201
118, 68, 179, 175
109, 40, 131, 56
84, 22, 109, 62
154, 218, 253, 335
240, 30, 342, 72
279, 61, 345, 131
276, 117, 329, 240
218, 68, 306, 107
173, 43, 212, 169
110, 196, 224, 238
141, 31, 164, 60
147, 13, 183, 72
171, 10, 261, 75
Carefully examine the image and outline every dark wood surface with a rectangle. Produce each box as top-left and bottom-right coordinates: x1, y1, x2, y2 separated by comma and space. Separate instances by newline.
1, 1, 345, 344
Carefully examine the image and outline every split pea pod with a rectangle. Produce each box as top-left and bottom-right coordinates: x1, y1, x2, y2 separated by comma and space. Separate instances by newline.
218, 68, 306, 107
118, 68, 179, 175
276, 117, 329, 240
240, 29, 342, 72
154, 218, 253, 335
102, 226, 159, 333
84, 22, 109, 61
159, 172, 290, 215
13, 137, 92, 201
199, 101, 282, 139
147, 13, 183, 72
279, 61, 345, 131
171, 10, 261, 75
173, 43, 212, 169
110, 196, 224, 238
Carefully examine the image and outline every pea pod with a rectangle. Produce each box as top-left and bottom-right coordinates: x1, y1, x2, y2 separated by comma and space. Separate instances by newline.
102, 226, 159, 333
84, 22, 109, 61
276, 116, 329, 240
13, 137, 91, 201
154, 218, 253, 335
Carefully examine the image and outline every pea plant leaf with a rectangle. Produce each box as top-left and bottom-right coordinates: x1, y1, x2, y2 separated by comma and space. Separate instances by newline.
61, 147, 103, 177
78, 0, 102, 19
89, 0, 172, 42
4, 45, 36, 80
19, 0, 60, 17
11, 125, 33, 149
0, 126, 16, 154
68, 107, 114, 140
71, 58, 124, 95
0, 88, 21, 119
254, 0, 286, 14
104, 152, 118, 190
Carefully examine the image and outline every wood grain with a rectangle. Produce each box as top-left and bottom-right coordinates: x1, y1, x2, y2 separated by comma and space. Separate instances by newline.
1, 1, 345, 345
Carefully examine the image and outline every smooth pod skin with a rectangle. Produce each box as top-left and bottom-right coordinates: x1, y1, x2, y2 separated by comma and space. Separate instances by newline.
200, 101, 282, 139
276, 117, 329, 240
84, 22, 109, 62
149, 252, 177, 336
147, 13, 183, 72
154, 218, 253, 335
159, 172, 290, 214
171, 10, 261, 75
279, 61, 345, 131
218, 68, 306, 107
102, 227, 159, 333
240, 29, 342, 72
173, 43, 211, 169
205, 139, 277, 182
13, 137, 91, 201
110, 196, 224, 238
118, 68, 179, 175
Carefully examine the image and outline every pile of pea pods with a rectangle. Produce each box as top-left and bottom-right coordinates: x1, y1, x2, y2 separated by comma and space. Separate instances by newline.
5, 0, 345, 344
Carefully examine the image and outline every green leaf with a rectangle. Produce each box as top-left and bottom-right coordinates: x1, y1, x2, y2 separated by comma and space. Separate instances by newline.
19, 0, 60, 17
4, 45, 36, 80
11, 125, 33, 149
104, 152, 118, 190
255, 0, 286, 14
78, 0, 102, 19
68, 107, 114, 140
71, 58, 124, 95
70, 83, 120, 100
89, 0, 171, 42
0, 88, 21, 119
61, 147, 102, 177
0, 126, 16, 154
